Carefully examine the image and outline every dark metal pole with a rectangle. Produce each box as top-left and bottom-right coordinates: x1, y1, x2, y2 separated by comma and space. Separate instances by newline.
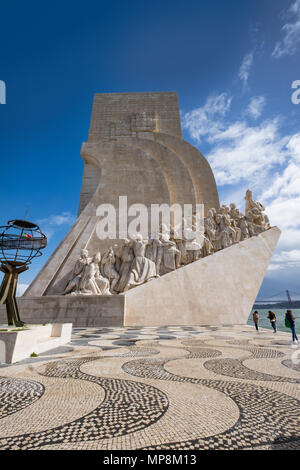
0, 263, 28, 327
286, 289, 292, 306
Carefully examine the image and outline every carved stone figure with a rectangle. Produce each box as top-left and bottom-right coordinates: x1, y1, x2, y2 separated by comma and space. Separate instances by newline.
93, 252, 111, 295
63, 249, 91, 295
186, 239, 203, 263
252, 207, 270, 231
63, 192, 272, 297
159, 233, 181, 275
79, 254, 102, 295
63, 251, 111, 296
116, 239, 134, 293
247, 208, 268, 234
124, 235, 157, 291
245, 210, 256, 236
100, 248, 120, 293
215, 208, 233, 250
245, 189, 264, 213
245, 189, 270, 230
204, 208, 217, 251
234, 210, 249, 240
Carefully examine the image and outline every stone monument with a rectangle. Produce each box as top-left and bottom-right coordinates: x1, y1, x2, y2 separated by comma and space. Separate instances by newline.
0, 92, 280, 327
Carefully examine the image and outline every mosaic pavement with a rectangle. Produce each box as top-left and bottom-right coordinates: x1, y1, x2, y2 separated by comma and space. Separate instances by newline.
0, 325, 299, 450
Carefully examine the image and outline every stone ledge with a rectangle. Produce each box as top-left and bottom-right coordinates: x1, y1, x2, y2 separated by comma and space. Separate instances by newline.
0, 323, 72, 364
0, 295, 125, 328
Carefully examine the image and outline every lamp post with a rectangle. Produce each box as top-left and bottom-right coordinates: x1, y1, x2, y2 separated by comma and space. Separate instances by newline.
0, 220, 47, 326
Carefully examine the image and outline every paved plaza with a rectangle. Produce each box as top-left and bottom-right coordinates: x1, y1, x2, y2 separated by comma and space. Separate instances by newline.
0, 324, 299, 450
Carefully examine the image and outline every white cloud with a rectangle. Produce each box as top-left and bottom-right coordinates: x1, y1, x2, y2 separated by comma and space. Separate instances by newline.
262, 161, 300, 199
267, 263, 282, 272
272, 0, 300, 58
261, 152, 300, 229
206, 119, 288, 185
238, 52, 254, 87
183, 94, 289, 187
183, 92, 300, 282
37, 212, 75, 241
273, 249, 300, 262
16, 283, 29, 297
286, 132, 300, 162
38, 212, 75, 227
182, 93, 232, 144
258, 142, 300, 276
267, 196, 300, 229
246, 96, 266, 119
277, 228, 300, 250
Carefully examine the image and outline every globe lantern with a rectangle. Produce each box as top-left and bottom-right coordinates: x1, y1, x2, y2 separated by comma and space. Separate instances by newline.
0, 220, 47, 327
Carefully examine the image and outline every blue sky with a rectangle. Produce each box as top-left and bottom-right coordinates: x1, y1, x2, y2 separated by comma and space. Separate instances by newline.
0, 0, 299, 299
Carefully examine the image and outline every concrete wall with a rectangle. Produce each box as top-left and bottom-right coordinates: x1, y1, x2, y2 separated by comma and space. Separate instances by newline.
87, 92, 182, 143
0, 295, 125, 328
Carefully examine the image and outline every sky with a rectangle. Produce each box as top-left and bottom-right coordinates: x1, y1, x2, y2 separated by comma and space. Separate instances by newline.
0, 0, 299, 300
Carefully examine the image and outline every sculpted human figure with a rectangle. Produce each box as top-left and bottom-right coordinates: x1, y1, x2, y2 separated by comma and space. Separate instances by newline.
172, 221, 188, 266
223, 206, 237, 245
204, 208, 217, 251
93, 252, 111, 295
230, 219, 241, 243
252, 206, 270, 230
113, 244, 122, 273
234, 209, 249, 240
179, 214, 206, 263
227, 204, 241, 243
245, 210, 257, 236
215, 207, 233, 250
248, 208, 268, 234
116, 239, 134, 293
79, 254, 102, 295
124, 234, 157, 291
159, 233, 181, 275
245, 189, 265, 213
63, 249, 91, 295
229, 203, 237, 220
145, 237, 162, 264
201, 235, 214, 257
245, 189, 270, 229
100, 248, 120, 293
186, 239, 203, 263
174, 237, 187, 266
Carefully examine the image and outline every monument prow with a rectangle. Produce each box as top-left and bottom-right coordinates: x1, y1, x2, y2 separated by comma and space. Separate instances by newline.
17, 92, 280, 328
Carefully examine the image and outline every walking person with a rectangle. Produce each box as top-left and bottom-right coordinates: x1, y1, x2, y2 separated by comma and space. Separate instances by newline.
267, 310, 277, 333
253, 311, 259, 332
285, 310, 298, 345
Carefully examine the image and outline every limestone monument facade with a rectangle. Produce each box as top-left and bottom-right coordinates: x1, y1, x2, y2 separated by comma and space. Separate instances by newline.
6, 92, 280, 327
24, 92, 220, 297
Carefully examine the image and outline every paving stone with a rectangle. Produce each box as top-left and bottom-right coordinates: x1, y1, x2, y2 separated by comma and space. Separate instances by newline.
0, 325, 299, 450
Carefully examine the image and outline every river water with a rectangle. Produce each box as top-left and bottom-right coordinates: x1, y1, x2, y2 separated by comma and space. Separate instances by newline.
247, 309, 300, 335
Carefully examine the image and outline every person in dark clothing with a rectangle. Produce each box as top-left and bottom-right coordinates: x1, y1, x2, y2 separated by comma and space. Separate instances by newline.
253, 311, 259, 332
285, 310, 298, 344
267, 310, 277, 333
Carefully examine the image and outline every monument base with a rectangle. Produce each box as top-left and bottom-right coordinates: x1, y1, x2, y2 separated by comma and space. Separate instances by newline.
0, 323, 72, 364
0, 227, 281, 328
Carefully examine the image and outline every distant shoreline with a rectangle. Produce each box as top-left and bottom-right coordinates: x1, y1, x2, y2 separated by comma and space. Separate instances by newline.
254, 301, 300, 309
